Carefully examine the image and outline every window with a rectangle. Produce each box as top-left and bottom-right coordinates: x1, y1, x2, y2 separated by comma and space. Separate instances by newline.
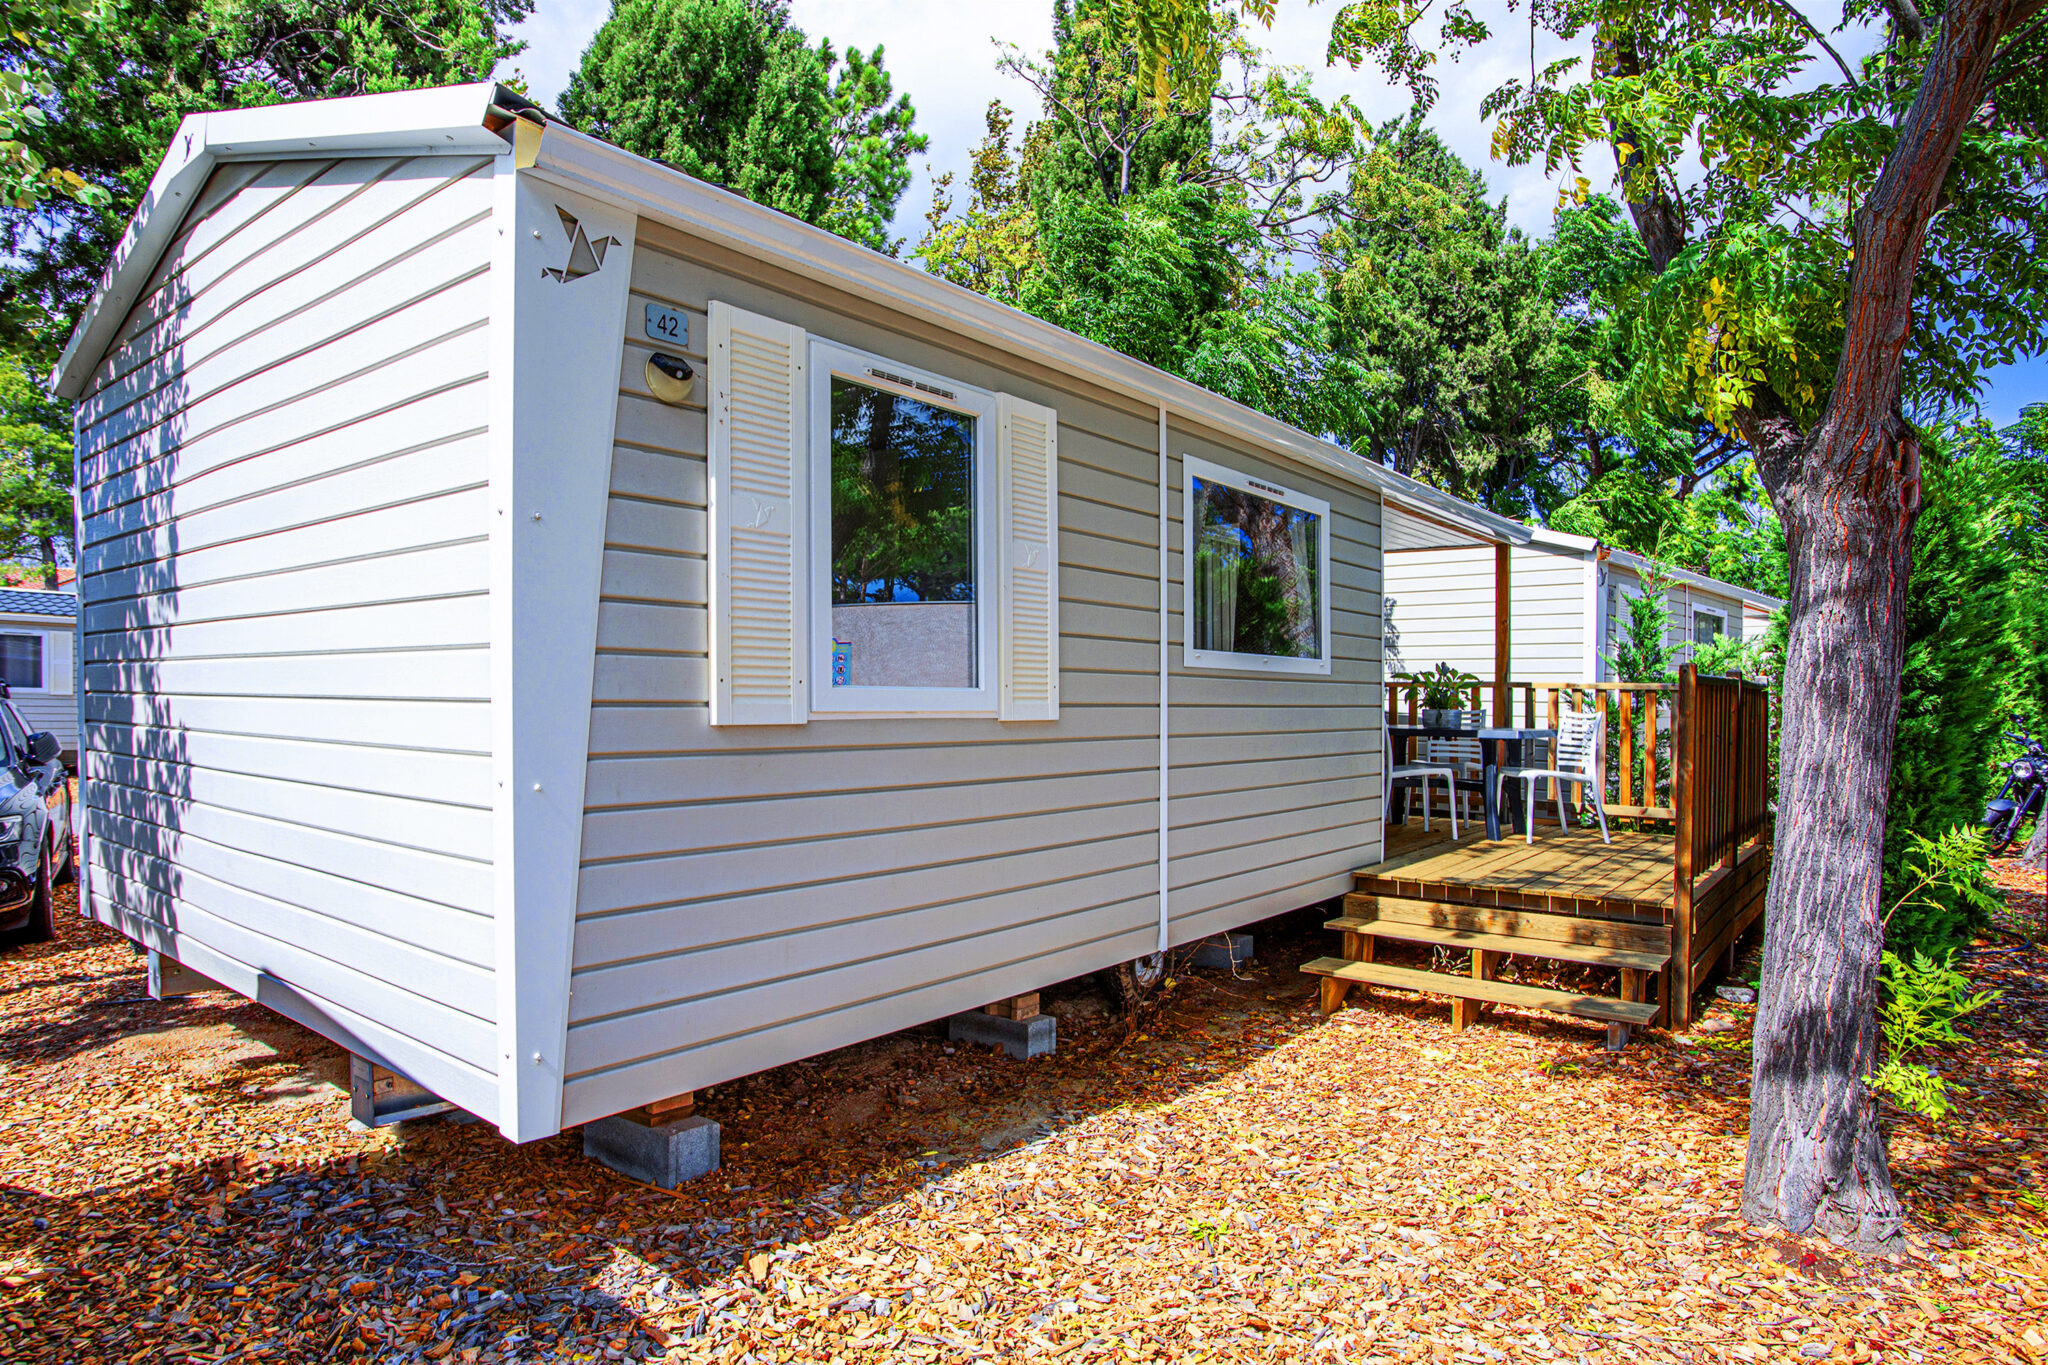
0, 634, 41, 690
808, 339, 998, 714
1183, 456, 1331, 675
1694, 609, 1726, 645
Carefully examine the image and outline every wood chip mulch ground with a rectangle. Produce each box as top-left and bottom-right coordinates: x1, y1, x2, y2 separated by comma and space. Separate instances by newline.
3, 862, 2045, 1364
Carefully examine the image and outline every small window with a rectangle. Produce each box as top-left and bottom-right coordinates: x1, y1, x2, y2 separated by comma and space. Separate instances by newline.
1694, 610, 1726, 645
1183, 456, 1332, 675
808, 340, 998, 714
0, 634, 41, 690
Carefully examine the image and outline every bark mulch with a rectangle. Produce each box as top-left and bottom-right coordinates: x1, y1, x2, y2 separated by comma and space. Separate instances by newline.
3, 879, 2045, 1365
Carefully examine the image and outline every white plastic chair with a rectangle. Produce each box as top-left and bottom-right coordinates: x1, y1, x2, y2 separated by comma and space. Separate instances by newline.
1426, 708, 1487, 828
1494, 710, 1610, 844
1385, 712, 1459, 837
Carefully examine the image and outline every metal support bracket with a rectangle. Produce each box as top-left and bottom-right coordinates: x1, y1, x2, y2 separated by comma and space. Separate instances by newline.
147, 948, 222, 1000
349, 1053, 454, 1127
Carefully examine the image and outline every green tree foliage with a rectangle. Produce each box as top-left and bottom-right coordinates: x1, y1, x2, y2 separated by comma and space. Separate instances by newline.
0, 0, 118, 210
1322, 116, 1578, 512
560, 0, 925, 255
1884, 420, 2047, 950
0, 344, 73, 581
2, 0, 531, 340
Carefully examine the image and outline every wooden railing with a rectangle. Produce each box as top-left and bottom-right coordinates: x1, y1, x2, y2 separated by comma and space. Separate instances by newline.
1386, 665, 1775, 1029
1385, 678, 1679, 819
1670, 664, 1774, 1026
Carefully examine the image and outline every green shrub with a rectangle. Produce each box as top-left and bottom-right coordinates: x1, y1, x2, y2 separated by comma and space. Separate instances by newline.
1883, 434, 2032, 953
1865, 946, 1998, 1122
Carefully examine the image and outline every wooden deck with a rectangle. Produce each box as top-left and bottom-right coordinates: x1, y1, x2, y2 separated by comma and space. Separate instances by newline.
1364, 823, 1675, 920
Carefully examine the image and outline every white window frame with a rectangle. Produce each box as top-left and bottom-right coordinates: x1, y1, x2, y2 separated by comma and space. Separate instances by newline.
1182, 454, 1334, 677
806, 338, 1000, 717
0, 627, 49, 691
1693, 606, 1728, 645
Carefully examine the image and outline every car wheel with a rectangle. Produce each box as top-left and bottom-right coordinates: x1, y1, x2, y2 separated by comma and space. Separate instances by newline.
0, 841, 53, 952
1097, 951, 1168, 1010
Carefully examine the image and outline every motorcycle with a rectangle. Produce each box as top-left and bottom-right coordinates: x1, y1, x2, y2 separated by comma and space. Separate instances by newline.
1984, 713, 2047, 855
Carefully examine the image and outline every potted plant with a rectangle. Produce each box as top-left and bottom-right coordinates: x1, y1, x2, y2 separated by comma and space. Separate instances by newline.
1393, 663, 1481, 729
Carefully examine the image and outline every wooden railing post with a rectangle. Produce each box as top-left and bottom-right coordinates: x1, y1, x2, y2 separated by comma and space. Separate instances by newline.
1671, 663, 1697, 1028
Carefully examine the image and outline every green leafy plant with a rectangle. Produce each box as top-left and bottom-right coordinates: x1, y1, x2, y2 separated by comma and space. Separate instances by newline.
1391, 661, 1479, 711
1884, 826, 2004, 942
1692, 633, 1765, 679
1185, 1214, 1227, 1248
1603, 561, 1676, 685
1865, 947, 1998, 1122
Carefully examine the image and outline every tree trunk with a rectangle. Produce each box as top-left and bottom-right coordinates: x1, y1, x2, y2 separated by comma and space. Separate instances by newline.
2022, 809, 2046, 872
1743, 415, 1917, 1252
1738, 0, 2021, 1252
38, 534, 56, 590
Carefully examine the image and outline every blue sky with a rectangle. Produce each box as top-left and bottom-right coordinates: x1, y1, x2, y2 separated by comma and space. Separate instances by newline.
509, 0, 2043, 425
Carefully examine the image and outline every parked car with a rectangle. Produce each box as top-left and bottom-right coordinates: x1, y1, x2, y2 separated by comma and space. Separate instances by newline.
0, 689, 74, 951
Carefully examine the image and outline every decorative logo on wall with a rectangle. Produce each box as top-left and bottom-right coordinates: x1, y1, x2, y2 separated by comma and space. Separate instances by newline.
542, 206, 620, 283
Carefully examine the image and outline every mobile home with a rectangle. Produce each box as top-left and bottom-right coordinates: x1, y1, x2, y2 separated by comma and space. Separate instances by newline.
56, 84, 1562, 1146
0, 589, 79, 761
1381, 503, 1784, 684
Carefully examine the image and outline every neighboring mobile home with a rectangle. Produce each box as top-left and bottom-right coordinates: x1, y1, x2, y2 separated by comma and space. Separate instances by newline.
54, 83, 1561, 1144
0, 588, 78, 762
1381, 503, 1784, 684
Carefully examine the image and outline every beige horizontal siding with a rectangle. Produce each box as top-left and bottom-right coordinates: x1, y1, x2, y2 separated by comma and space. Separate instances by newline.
1162, 418, 1382, 942
562, 225, 1389, 1122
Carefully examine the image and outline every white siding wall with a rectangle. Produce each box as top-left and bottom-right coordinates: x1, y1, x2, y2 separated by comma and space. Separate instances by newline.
559, 224, 1384, 1123
1381, 508, 1589, 682
1164, 423, 1382, 943
72, 154, 502, 1119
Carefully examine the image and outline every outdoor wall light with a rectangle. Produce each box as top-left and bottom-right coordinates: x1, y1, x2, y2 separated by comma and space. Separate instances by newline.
646, 352, 695, 405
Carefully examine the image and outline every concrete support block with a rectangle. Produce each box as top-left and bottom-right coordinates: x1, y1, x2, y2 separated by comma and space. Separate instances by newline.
147, 949, 221, 1000
583, 1112, 721, 1188
1191, 933, 1253, 971
948, 1009, 1056, 1060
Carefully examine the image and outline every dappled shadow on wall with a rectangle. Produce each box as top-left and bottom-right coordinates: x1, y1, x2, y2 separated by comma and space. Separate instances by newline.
78, 270, 193, 964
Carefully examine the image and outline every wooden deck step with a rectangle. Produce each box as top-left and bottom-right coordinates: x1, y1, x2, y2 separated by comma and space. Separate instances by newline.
1300, 957, 1660, 1027
1323, 916, 1670, 973
1342, 893, 1672, 954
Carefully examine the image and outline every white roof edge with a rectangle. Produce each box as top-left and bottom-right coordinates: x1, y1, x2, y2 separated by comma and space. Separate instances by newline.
52, 83, 1541, 551
1603, 545, 1786, 610
1531, 525, 1597, 552
52, 82, 511, 399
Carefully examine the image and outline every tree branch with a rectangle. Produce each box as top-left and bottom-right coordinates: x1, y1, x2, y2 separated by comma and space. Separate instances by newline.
1596, 25, 1688, 272
1768, 0, 1858, 84
1826, 0, 2024, 440
1883, 0, 1928, 44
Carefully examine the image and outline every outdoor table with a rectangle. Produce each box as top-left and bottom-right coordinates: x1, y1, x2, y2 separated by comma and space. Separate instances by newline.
1478, 727, 1559, 841
1386, 724, 1560, 840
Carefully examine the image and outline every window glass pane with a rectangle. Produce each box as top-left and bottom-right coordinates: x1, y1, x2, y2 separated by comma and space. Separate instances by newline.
0, 635, 40, 690
1694, 614, 1722, 644
828, 377, 977, 689
1190, 476, 1322, 660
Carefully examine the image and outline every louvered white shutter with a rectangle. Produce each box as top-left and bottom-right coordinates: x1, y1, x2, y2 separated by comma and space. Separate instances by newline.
708, 302, 808, 726
47, 627, 71, 696
996, 393, 1059, 721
